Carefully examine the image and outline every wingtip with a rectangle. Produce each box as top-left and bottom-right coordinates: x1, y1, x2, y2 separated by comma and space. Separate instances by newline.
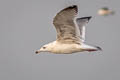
70, 5, 77, 8
66, 5, 77, 8
87, 16, 92, 21
79, 16, 92, 21
64, 5, 78, 13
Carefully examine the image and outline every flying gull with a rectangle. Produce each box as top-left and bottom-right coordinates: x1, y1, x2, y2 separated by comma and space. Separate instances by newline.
36, 5, 102, 54
98, 7, 115, 16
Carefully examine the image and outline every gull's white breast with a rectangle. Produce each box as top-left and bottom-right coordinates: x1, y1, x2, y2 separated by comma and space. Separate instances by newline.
50, 41, 83, 54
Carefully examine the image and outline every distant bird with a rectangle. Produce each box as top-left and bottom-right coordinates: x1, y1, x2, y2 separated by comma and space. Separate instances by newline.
98, 7, 114, 16
36, 5, 102, 54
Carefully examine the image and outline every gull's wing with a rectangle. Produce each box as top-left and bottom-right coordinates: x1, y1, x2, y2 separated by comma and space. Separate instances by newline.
76, 16, 91, 42
53, 5, 81, 44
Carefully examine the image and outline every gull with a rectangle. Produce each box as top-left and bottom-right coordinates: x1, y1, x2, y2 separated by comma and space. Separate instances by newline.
98, 7, 115, 16
35, 5, 102, 54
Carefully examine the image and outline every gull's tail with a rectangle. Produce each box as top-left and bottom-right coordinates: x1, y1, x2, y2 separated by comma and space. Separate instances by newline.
81, 43, 102, 52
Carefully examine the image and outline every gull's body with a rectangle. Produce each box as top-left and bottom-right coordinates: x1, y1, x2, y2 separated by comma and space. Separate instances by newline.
36, 5, 102, 54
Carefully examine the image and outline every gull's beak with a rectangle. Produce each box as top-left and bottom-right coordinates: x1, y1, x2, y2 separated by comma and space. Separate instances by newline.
35, 49, 41, 54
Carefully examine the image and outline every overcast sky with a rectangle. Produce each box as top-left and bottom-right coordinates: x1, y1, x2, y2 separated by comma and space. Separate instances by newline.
0, 0, 120, 80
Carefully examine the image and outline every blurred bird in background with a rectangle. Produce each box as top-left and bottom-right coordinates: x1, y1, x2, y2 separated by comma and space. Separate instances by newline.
98, 7, 115, 16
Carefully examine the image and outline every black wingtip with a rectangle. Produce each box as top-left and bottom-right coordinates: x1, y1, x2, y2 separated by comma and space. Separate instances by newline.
79, 16, 92, 21
64, 5, 78, 13
66, 5, 77, 9
70, 5, 77, 8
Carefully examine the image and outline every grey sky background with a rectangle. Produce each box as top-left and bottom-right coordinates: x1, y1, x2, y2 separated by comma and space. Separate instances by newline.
0, 0, 120, 80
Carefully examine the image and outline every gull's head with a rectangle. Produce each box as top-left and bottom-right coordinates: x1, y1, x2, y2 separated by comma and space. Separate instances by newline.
35, 44, 50, 54
35, 42, 54, 54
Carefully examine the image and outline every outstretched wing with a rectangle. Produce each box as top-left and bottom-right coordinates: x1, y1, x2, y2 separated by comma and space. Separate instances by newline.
76, 16, 91, 42
53, 5, 81, 44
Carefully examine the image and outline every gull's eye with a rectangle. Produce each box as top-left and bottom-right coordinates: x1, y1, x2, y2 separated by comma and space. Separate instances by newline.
43, 47, 46, 49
